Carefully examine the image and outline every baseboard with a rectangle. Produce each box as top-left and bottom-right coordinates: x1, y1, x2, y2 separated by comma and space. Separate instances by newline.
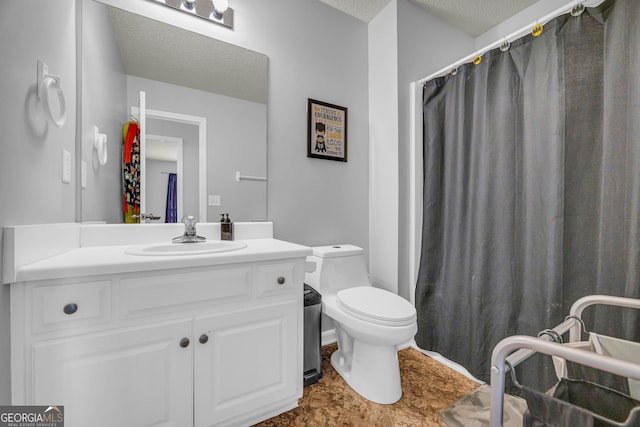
321, 329, 336, 346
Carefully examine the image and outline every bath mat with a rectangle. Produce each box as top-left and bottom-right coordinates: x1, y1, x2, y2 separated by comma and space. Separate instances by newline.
441, 384, 527, 427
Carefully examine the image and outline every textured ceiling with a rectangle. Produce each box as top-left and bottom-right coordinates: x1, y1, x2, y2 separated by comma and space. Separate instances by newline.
320, 0, 540, 36
412, 0, 539, 36
109, 7, 268, 104
319, 0, 392, 23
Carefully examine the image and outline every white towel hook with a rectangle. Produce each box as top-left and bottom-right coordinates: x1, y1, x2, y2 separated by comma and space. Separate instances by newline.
37, 59, 66, 128
93, 126, 108, 165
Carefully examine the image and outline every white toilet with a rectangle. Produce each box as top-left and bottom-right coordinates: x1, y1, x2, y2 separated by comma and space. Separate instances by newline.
305, 244, 417, 404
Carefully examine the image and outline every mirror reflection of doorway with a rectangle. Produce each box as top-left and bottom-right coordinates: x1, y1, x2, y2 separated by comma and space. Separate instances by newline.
145, 135, 183, 223
132, 91, 207, 223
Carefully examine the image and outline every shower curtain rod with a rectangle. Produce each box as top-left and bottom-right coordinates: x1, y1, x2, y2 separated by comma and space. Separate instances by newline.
417, 0, 603, 85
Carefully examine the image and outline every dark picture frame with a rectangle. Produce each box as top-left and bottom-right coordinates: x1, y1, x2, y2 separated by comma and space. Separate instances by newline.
307, 98, 348, 162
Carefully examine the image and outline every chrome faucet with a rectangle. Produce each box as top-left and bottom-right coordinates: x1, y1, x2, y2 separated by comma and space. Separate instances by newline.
172, 215, 206, 243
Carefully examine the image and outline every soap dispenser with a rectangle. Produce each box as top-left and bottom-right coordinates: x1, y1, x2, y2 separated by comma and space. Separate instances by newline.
220, 213, 233, 241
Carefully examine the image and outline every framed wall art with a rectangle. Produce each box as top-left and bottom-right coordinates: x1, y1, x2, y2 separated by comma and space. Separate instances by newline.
307, 98, 348, 162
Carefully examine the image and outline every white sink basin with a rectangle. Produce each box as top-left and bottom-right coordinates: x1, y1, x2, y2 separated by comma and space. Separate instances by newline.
125, 240, 247, 256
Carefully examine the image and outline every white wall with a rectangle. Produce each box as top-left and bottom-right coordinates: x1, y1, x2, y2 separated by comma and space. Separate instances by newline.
249, 0, 370, 249
366, 0, 474, 300
368, 2, 400, 293
366, 0, 476, 301
396, 0, 474, 301
82, 0, 127, 223
0, 0, 77, 404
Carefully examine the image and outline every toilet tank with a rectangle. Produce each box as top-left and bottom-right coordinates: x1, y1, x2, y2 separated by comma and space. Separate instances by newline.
304, 245, 370, 296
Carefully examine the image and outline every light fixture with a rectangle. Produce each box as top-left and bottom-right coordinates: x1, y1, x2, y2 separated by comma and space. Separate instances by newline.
150, 0, 234, 29
182, 0, 196, 10
211, 0, 229, 19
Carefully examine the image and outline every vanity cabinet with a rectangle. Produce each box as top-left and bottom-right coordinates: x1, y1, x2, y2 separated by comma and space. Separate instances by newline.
10, 258, 304, 427
194, 300, 297, 426
31, 320, 193, 427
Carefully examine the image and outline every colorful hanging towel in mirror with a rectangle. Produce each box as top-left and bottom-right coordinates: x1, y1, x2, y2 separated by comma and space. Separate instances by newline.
123, 121, 140, 223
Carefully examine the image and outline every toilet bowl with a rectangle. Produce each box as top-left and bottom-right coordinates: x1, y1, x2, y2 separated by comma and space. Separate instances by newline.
305, 245, 417, 404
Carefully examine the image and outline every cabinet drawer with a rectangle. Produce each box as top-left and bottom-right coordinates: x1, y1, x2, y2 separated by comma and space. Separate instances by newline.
32, 281, 111, 334
119, 266, 251, 318
255, 261, 296, 297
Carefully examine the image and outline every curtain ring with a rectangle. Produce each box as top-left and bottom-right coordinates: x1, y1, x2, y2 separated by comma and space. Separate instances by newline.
571, 3, 585, 17
532, 23, 544, 37
537, 329, 563, 344
499, 40, 511, 52
505, 360, 522, 389
565, 315, 590, 334
473, 55, 482, 65
450, 67, 458, 76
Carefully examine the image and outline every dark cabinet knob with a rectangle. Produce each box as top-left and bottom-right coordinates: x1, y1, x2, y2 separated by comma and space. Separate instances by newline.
180, 338, 190, 348
199, 334, 209, 344
63, 303, 78, 315
277, 276, 286, 285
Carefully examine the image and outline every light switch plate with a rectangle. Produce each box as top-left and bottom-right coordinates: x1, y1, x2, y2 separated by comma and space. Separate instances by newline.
62, 149, 71, 183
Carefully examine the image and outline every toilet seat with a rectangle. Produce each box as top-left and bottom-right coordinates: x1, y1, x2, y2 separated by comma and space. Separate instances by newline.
336, 287, 416, 327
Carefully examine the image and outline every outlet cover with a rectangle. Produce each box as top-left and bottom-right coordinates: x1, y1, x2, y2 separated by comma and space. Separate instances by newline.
208, 195, 221, 206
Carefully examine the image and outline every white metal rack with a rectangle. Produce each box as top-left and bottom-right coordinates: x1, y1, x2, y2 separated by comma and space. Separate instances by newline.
489, 295, 640, 426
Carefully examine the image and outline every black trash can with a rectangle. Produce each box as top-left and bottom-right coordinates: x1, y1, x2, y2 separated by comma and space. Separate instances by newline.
303, 284, 323, 386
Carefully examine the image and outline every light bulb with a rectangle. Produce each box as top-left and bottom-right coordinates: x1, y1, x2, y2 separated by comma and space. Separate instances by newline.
212, 0, 228, 15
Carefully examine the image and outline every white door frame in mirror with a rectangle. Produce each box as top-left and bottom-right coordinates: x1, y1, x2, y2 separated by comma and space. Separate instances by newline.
146, 134, 184, 222
132, 102, 207, 223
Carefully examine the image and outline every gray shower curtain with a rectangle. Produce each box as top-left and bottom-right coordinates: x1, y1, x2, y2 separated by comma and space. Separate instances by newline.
415, 0, 640, 390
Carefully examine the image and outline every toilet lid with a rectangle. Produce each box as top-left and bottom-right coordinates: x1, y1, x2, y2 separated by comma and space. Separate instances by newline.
337, 287, 416, 326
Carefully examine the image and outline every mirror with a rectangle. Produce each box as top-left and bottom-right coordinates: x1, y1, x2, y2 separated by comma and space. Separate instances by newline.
132, 98, 208, 222
145, 133, 184, 222
81, 0, 268, 223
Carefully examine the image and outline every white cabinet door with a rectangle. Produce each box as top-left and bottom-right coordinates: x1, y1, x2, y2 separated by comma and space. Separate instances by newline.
32, 320, 193, 427
194, 300, 298, 427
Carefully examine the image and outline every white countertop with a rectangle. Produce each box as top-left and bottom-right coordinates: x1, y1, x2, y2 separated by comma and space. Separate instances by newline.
14, 238, 312, 282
